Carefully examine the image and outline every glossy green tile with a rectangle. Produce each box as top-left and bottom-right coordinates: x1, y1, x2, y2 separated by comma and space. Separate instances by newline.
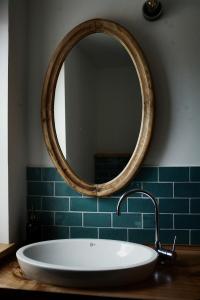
99, 228, 127, 241
39, 212, 54, 225
160, 230, 189, 244
27, 167, 41, 181
55, 182, 80, 196
126, 181, 142, 193
42, 168, 63, 181
190, 199, 200, 213
84, 213, 111, 227
42, 197, 69, 211
174, 183, 200, 197
135, 167, 158, 182
159, 167, 189, 182
159, 198, 189, 213
70, 197, 97, 212
29, 211, 54, 225
190, 167, 200, 181
143, 183, 173, 197
113, 213, 141, 228
99, 198, 126, 212
55, 212, 82, 226
174, 214, 200, 229
128, 197, 154, 213
70, 227, 98, 238
26, 166, 200, 246
191, 230, 200, 244
28, 182, 54, 196
42, 226, 69, 240
143, 214, 173, 229
128, 229, 154, 244
129, 229, 189, 245
113, 182, 141, 196
27, 196, 42, 210
94, 156, 130, 183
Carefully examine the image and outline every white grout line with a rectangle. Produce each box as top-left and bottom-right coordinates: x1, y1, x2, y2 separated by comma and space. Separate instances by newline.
27, 208, 200, 216
28, 209, 200, 216
41, 195, 70, 199
28, 180, 63, 183
74, 211, 112, 214
27, 167, 200, 243
173, 213, 200, 216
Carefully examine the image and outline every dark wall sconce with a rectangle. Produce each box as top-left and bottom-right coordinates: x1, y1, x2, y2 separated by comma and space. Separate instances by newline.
143, 0, 163, 21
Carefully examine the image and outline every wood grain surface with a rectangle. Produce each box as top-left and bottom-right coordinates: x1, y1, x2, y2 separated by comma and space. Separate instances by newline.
41, 18, 154, 197
0, 247, 199, 299
0, 243, 15, 260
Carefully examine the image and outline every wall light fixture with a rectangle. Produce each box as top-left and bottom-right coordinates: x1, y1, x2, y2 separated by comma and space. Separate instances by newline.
143, 0, 163, 21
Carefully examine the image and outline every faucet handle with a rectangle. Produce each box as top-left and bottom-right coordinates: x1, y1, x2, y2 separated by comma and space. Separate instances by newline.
171, 235, 176, 253
157, 235, 177, 262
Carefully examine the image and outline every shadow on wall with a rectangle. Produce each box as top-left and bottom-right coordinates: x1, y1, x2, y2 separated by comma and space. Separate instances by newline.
146, 40, 171, 165
118, 17, 172, 165
143, 28, 171, 165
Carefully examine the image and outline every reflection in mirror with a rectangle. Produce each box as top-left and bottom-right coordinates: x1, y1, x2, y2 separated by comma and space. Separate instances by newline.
55, 33, 142, 184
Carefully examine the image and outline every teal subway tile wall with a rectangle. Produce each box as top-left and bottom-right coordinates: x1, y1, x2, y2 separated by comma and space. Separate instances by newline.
27, 167, 200, 245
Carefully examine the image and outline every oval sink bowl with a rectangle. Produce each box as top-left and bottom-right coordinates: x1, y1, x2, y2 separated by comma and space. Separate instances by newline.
16, 239, 158, 288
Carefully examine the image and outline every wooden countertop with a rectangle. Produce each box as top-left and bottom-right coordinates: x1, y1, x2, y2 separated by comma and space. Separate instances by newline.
0, 243, 15, 260
0, 246, 199, 299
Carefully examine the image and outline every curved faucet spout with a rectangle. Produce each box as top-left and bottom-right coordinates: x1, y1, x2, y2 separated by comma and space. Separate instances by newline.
116, 189, 161, 249
116, 188, 177, 260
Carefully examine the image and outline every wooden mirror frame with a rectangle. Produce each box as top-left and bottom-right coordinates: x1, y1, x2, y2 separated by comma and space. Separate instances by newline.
41, 19, 154, 197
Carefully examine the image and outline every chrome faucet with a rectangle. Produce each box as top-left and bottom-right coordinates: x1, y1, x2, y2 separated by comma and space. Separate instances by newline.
116, 189, 176, 261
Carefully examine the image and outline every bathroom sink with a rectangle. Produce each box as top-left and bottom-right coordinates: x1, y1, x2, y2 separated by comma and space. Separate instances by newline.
16, 239, 158, 288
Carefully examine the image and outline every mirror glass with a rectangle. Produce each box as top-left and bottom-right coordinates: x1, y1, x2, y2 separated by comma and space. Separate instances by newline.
54, 33, 142, 184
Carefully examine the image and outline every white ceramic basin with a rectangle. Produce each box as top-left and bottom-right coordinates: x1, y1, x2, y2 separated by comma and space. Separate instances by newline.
16, 239, 158, 288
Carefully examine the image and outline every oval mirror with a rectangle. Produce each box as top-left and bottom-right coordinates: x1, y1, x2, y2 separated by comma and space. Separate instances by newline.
54, 33, 142, 184
41, 19, 154, 197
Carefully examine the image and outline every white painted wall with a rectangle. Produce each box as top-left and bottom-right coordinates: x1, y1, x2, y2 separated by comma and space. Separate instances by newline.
27, 0, 200, 166
55, 65, 66, 155
0, 0, 199, 241
56, 48, 140, 182
8, 0, 28, 242
0, 0, 9, 243
0, 0, 27, 243
65, 46, 96, 182
96, 66, 141, 154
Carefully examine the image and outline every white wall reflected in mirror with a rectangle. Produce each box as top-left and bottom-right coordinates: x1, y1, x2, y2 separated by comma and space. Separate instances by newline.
55, 33, 142, 183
